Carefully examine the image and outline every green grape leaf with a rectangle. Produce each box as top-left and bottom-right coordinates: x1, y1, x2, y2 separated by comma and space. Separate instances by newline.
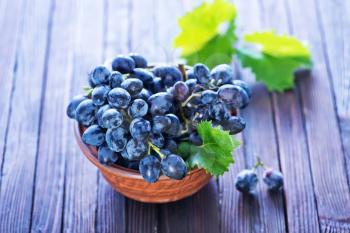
180, 121, 240, 176
173, 0, 237, 57
237, 31, 312, 91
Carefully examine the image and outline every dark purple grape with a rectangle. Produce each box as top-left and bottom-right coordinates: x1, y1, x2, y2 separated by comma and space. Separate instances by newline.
148, 92, 173, 115
67, 95, 86, 119
200, 90, 218, 105
185, 79, 197, 93
109, 71, 124, 88
164, 139, 177, 154
189, 132, 202, 146
232, 80, 252, 98
186, 68, 196, 80
96, 104, 111, 127
98, 144, 119, 165
130, 68, 154, 88
135, 88, 152, 101
235, 169, 258, 194
123, 139, 148, 161
139, 155, 161, 183
222, 116, 246, 134
172, 81, 189, 102
111, 55, 135, 74
210, 102, 230, 121
149, 133, 165, 148
92, 85, 110, 106
89, 66, 110, 86
218, 84, 250, 109
161, 154, 187, 180
128, 99, 148, 118
129, 53, 148, 68
210, 64, 234, 85
120, 78, 143, 97
107, 87, 131, 109
164, 114, 181, 137
82, 125, 105, 146
76, 99, 97, 126
102, 108, 123, 128
150, 77, 164, 93
263, 169, 284, 191
152, 115, 171, 134
193, 63, 210, 84
152, 66, 182, 87
129, 118, 151, 139
106, 127, 128, 152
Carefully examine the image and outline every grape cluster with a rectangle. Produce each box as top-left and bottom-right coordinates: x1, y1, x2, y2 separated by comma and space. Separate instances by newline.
67, 54, 251, 183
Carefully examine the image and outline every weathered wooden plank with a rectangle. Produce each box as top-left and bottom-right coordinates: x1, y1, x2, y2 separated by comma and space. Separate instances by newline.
284, 0, 350, 230
0, 0, 53, 232
316, 0, 350, 185
0, 0, 25, 185
259, 0, 321, 232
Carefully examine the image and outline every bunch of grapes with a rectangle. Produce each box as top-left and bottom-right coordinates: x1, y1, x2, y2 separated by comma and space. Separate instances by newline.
67, 54, 251, 183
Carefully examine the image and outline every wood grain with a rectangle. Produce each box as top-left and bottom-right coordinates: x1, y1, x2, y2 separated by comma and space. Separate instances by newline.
0, 0, 53, 232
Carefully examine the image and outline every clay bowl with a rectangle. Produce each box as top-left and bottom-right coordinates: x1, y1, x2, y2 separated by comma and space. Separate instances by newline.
74, 123, 212, 203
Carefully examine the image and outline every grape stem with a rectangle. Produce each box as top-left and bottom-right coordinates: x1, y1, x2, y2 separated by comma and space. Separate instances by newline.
182, 93, 201, 107
148, 141, 166, 159
253, 157, 265, 171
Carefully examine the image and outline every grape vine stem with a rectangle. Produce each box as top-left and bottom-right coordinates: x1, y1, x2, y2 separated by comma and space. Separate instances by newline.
148, 142, 166, 159
181, 93, 201, 107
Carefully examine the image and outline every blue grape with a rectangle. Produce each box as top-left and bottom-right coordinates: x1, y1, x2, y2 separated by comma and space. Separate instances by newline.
139, 155, 161, 183
172, 81, 189, 102
128, 99, 148, 118
150, 77, 164, 93
210, 64, 234, 85
149, 133, 165, 148
161, 154, 187, 180
107, 87, 131, 109
263, 169, 284, 191
129, 118, 151, 139
234, 169, 258, 194
98, 144, 119, 165
223, 116, 246, 134
160, 149, 171, 156
129, 53, 148, 68
189, 132, 202, 146
76, 99, 97, 126
232, 80, 252, 99
89, 66, 110, 86
185, 79, 197, 93
135, 88, 152, 101
123, 139, 148, 160
106, 127, 128, 152
120, 78, 143, 96
193, 63, 210, 84
66, 95, 86, 119
96, 104, 111, 127
209, 103, 230, 121
152, 66, 182, 87
82, 125, 105, 146
218, 84, 250, 109
148, 92, 173, 115
102, 108, 123, 128
164, 139, 177, 154
200, 90, 218, 105
164, 114, 181, 137
186, 68, 196, 80
111, 55, 135, 74
130, 68, 154, 88
109, 71, 124, 88
92, 85, 110, 106
152, 115, 171, 134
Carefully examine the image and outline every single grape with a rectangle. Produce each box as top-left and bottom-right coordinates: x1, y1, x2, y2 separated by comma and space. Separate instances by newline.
130, 68, 154, 88
164, 114, 181, 137
172, 81, 189, 102
109, 71, 124, 88
123, 139, 148, 160
185, 79, 197, 93
148, 92, 173, 115
218, 84, 250, 109
91, 85, 110, 106
98, 144, 119, 165
101, 108, 123, 128
139, 155, 161, 183
186, 68, 196, 80
89, 66, 110, 86
161, 154, 187, 180
152, 66, 182, 87
200, 90, 218, 105
222, 116, 246, 134
96, 104, 111, 127
234, 169, 258, 194
150, 77, 164, 93
76, 99, 97, 126
106, 127, 128, 152
82, 125, 105, 146
231, 80, 252, 99
152, 115, 171, 134
193, 105, 212, 123
263, 169, 284, 191
128, 99, 148, 118
107, 87, 131, 109
111, 55, 135, 74
135, 88, 152, 101
209, 102, 230, 122
193, 63, 210, 84
120, 78, 143, 97
66, 95, 86, 119
149, 133, 165, 148
164, 139, 177, 154
210, 64, 234, 85
129, 53, 148, 68
189, 132, 202, 146
129, 118, 151, 139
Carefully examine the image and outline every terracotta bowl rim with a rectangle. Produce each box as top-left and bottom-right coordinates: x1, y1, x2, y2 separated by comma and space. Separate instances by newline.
74, 122, 205, 180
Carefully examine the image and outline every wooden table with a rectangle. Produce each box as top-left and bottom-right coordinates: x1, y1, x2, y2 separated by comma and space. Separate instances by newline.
0, 0, 349, 232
